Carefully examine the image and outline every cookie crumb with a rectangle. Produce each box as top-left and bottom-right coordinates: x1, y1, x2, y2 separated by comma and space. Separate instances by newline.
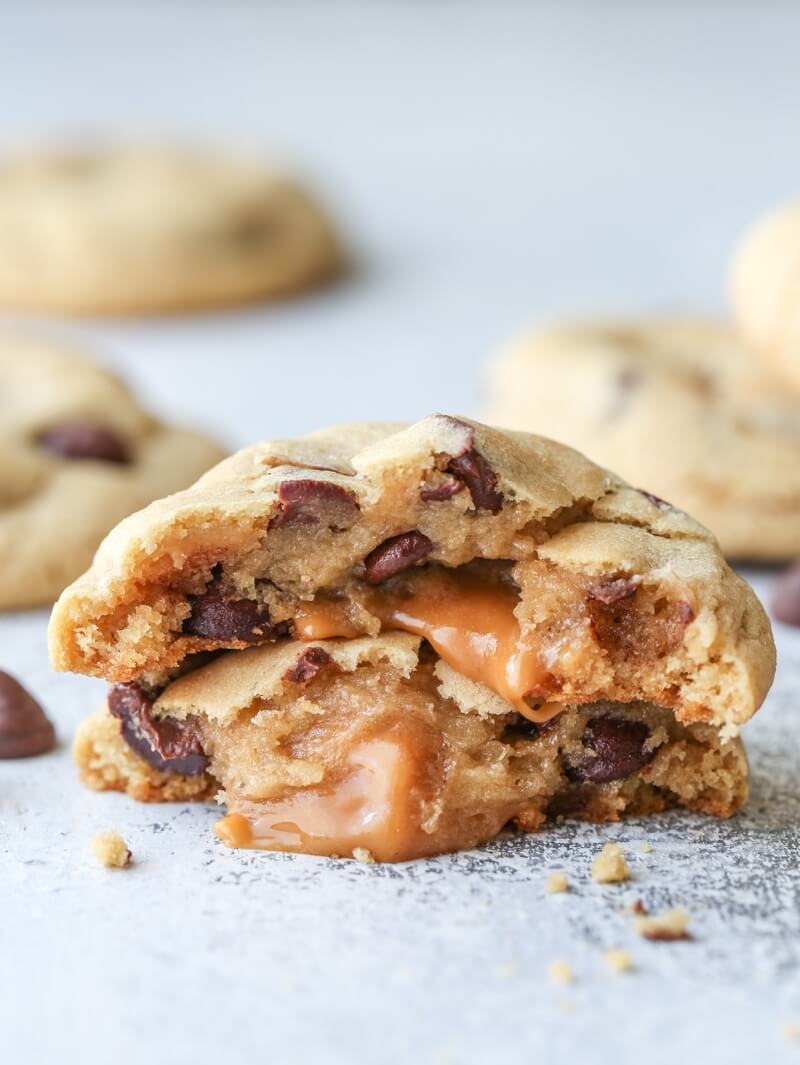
546, 870, 569, 894
353, 847, 375, 865
548, 960, 574, 986
623, 898, 648, 915
635, 908, 692, 941
591, 842, 630, 884
638, 842, 653, 854
781, 1023, 800, 1044
603, 948, 633, 973
91, 831, 131, 868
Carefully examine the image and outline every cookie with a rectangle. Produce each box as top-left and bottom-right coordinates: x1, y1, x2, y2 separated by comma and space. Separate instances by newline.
484, 318, 800, 559
731, 200, 800, 391
0, 144, 342, 314
52, 415, 775, 861
0, 337, 225, 608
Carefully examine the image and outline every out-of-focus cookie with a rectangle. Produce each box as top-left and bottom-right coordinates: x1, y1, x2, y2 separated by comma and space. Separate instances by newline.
0, 337, 225, 607
0, 144, 342, 315
731, 201, 800, 391
484, 318, 800, 559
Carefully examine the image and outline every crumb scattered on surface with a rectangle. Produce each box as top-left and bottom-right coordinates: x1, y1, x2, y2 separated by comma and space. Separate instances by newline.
781, 1023, 800, 1043
548, 960, 574, 986
353, 847, 375, 865
603, 948, 633, 973
635, 908, 692, 941
623, 899, 648, 915
592, 842, 630, 884
547, 870, 569, 894
638, 842, 653, 854
91, 831, 131, 868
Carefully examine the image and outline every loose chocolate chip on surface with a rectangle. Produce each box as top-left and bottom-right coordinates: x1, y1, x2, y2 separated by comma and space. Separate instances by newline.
270, 478, 360, 529
588, 575, 641, 606
108, 683, 208, 776
568, 717, 653, 784
419, 478, 465, 502
38, 422, 131, 464
772, 562, 800, 627
0, 671, 55, 758
283, 646, 332, 685
183, 591, 288, 643
364, 530, 433, 585
446, 448, 503, 513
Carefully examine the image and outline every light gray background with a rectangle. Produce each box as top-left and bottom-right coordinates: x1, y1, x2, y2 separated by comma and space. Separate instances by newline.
1, 4, 799, 1064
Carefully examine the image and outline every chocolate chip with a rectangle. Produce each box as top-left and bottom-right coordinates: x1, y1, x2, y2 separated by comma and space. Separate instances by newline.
446, 449, 503, 513
588, 576, 640, 606
568, 717, 653, 784
772, 562, 800, 626
364, 530, 433, 585
108, 683, 208, 776
183, 590, 288, 643
283, 646, 332, 685
0, 672, 55, 758
638, 488, 671, 510
38, 422, 131, 464
269, 479, 360, 530
419, 478, 465, 502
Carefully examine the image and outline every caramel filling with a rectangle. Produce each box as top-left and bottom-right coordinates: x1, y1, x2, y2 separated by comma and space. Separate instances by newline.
295, 568, 558, 723
214, 733, 437, 863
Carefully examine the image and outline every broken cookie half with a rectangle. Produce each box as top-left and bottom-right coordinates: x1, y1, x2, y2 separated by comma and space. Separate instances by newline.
53, 415, 775, 862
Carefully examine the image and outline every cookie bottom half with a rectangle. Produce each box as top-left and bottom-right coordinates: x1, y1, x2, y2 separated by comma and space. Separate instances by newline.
74, 641, 748, 863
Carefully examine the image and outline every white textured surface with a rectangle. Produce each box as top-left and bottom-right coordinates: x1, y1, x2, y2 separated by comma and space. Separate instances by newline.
1, 4, 799, 1065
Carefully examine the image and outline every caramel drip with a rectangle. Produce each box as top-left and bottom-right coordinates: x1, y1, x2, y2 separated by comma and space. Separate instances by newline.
293, 599, 363, 640
292, 570, 557, 723
214, 736, 439, 863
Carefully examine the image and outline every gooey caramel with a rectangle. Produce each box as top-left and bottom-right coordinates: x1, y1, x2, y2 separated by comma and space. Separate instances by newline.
296, 568, 558, 723
215, 732, 441, 863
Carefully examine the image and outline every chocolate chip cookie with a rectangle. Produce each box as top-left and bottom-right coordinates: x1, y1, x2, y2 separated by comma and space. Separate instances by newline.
731, 200, 800, 392
484, 318, 800, 559
53, 415, 775, 861
0, 337, 225, 607
0, 144, 342, 314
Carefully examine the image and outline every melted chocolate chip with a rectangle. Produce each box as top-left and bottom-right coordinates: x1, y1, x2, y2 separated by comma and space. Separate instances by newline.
588, 576, 640, 606
108, 683, 208, 776
446, 449, 503, 513
283, 646, 332, 685
364, 530, 433, 585
38, 422, 131, 464
0, 672, 55, 758
419, 478, 465, 502
183, 590, 288, 643
772, 562, 800, 627
269, 479, 360, 530
568, 717, 653, 784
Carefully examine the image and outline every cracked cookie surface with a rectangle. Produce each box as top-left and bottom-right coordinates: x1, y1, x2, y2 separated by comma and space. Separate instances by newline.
0, 143, 342, 314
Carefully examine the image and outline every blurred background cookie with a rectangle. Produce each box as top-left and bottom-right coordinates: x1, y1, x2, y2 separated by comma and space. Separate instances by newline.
0, 143, 343, 315
731, 200, 800, 392
484, 318, 800, 559
0, 336, 225, 607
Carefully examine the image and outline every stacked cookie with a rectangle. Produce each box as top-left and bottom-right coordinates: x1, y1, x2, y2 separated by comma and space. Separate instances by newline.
50, 416, 774, 861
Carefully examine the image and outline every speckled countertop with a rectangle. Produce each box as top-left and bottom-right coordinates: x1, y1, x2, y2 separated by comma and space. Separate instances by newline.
2, 4, 800, 1063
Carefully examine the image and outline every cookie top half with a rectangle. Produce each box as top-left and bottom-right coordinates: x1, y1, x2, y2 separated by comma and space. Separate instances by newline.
0, 144, 342, 314
0, 337, 225, 608
49, 414, 774, 737
484, 317, 800, 559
